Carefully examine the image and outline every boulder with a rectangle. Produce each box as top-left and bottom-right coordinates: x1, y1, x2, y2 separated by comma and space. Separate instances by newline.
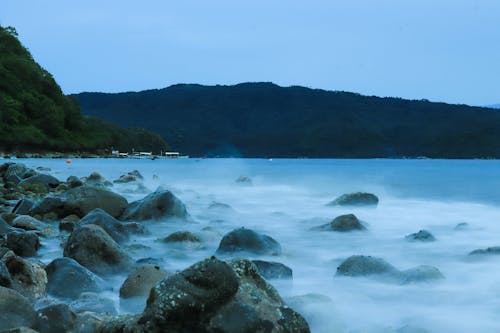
208, 202, 233, 210
235, 176, 252, 185
0, 217, 13, 235
121, 190, 188, 221
469, 246, 500, 256
59, 214, 80, 233
69, 292, 117, 315
63, 224, 133, 275
2, 255, 47, 300
12, 215, 54, 237
35, 303, 77, 333
3, 163, 29, 179
0, 261, 12, 288
216, 227, 282, 256
113, 170, 144, 184
66, 176, 83, 188
45, 257, 106, 299
163, 231, 201, 243
405, 230, 436, 242
336, 255, 398, 277
18, 174, 60, 191
399, 265, 444, 284
0, 286, 37, 331
81, 172, 112, 187
252, 260, 293, 280
312, 214, 365, 232
12, 198, 35, 215
327, 192, 379, 207
6, 230, 40, 257
119, 265, 170, 298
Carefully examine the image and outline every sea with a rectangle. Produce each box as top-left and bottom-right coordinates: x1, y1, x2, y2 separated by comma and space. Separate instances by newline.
15, 158, 500, 333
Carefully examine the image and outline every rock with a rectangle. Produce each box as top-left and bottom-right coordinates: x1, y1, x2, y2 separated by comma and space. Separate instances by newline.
2, 255, 47, 301
36, 166, 51, 172
12, 215, 54, 237
0, 327, 39, 333
469, 246, 500, 256
63, 224, 133, 275
208, 202, 233, 210
69, 292, 117, 315
66, 176, 83, 188
327, 192, 379, 207
6, 230, 40, 257
312, 213, 366, 232
121, 190, 188, 221
4, 174, 22, 185
252, 260, 293, 280
59, 214, 80, 233
0, 286, 37, 331
405, 230, 436, 242
163, 231, 201, 243
0, 261, 12, 288
12, 199, 35, 215
0, 217, 13, 235
399, 265, 445, 284
139, 257, 239, 331
35, 303, 76, 333
454, 222, 469, 230
45, 257, 106, 299
336, 255, 398, 277
216, 227, 282, 256
29, 185, 128, 219
77, 208, 144, 243
81, 172, 112, 187
235, 176, 252, 185
113, 170, 144, 184
119, 265, 170, 298
19, 174, 60, 192
3, 163, 29, 179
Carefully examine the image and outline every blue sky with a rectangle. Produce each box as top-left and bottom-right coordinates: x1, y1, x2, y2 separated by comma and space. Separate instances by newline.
2, 0, 499, 105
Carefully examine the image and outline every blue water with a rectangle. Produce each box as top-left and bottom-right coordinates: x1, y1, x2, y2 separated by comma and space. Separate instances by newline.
14, 158, 500, 333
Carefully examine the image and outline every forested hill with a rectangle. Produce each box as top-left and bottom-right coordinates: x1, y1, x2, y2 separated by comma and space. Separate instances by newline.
0, 26, 168, 153
75, 83, 500, 158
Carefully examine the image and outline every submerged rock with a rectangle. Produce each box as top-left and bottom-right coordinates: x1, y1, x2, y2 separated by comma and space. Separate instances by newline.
469, 246, 500, 256
252, 260, 293, 280
0, 286, 37, 331
81, 172, 112, 187
235, 176, 252, 185
312, 213, 365, 232
114, 170, 144, 184
119, 265, 170, 298
216, 227, 282, 256
163, 231, 201, 243
336, 255, 398, 277
399, 265, 445, 284
327, 192, 379, 207
70, 292, 117, 315
63, 224, 133, 275
45, 257, 106, 299
405, 230, 436, 242
121, 190, 188, 221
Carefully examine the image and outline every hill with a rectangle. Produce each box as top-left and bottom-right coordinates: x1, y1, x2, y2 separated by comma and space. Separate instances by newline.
76, 83, 500, 158
0, 26, 168, 154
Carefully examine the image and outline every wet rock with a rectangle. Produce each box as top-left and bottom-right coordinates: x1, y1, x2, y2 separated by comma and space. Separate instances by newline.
216, 227, 282, 256
81, 172, 112, 187
59, 214, 80, 233
66, 176, 83, 188
119, 265, 170, 298
121, 190, 188, 221
0, 286, 37, 331
252, 260, 293, 280
235, 176, 252, 185
12, 215, 54, 237
36, 166, 51, 172
469, 246, 500, 256
6, 230, 40, 257
77, 208, 143, 243
163, 231, 201, 243
336, 255, 398, 277
114, 170, 144, 184
12, 199, 35, 215
63, 224, 133, 275
0, 217, 14, 235
0, 261, 12, 288
70, 292, 117, 315
208, 202, 233, 210
5, 174, 22, 185
405, 230, 436, 242
35, 303, 76, 333
312, 213, 365, 232
454, 222, 469, 230
4, 163, 29, 179
29, 185, 128, 219
2, 255, 47, 300
327, 192, 379, 207
19, 174, 60, 192
0, 327, 39, 333
45, 257, 106, 299
399, 265, 445, 284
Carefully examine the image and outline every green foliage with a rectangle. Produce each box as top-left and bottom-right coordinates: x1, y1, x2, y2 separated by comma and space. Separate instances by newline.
76, 83, 500, 158
0, 26, 169, 153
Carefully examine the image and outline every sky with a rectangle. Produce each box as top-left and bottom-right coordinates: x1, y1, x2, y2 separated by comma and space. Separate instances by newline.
1, 0, 499, 106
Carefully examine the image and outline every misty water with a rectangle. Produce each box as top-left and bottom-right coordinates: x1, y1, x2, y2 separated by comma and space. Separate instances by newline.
17, 158, 500, 333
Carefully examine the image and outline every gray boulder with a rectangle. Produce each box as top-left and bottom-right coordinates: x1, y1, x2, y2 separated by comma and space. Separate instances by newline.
19, 174, 60, 191
81, 172, 112, 187
12, 198, 35, 215
69, 292, 117, 315
6, 230, 40, 257
45, 257, 106, 299
252, 260, 292, 280
12, 215, 54, 237
327, 192, 379, 206
0, 217, 13, 235
216, 227, 282, 256
2, 254, 47, 301
35, 303, 77, 333
336, 255, 398, 277
119, 265, 170, 298
63, 224, 133, 275
3, 163, 29, 179
163, 231, 201, 243
66, 176, 83, 188
405, 230, 436, 242
0, 286, 37, 331
114, 170, 144, 184
312, 213, 365, 232
399, 265, 444, 284
121, 190, 188, 221
0, 261, 12, 288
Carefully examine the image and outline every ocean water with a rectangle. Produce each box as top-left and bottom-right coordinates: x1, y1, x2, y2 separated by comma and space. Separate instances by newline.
16, 158, 500, 332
